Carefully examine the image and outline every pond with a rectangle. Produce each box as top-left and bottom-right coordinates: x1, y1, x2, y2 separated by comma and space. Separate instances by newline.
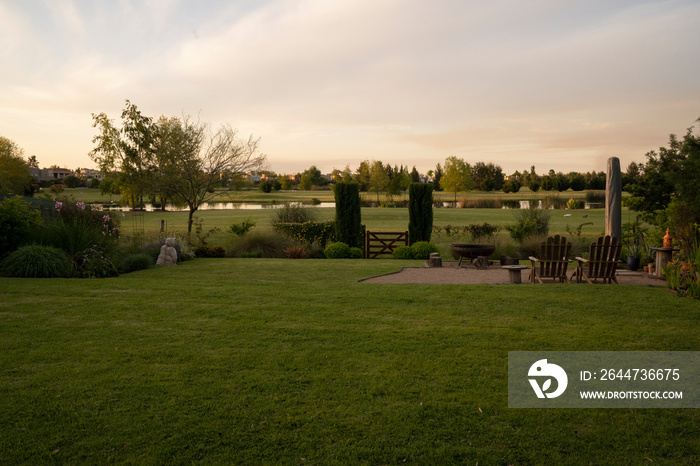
99, 202, 336, 212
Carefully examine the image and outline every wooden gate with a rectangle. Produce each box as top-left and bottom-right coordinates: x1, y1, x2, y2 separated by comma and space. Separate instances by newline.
364, 231, 408, 259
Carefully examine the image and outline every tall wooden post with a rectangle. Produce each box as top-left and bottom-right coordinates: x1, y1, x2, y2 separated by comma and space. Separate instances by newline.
606, 157, 622, 241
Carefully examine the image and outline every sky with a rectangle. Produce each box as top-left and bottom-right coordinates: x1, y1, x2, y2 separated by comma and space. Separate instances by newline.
1, 0, 699, 176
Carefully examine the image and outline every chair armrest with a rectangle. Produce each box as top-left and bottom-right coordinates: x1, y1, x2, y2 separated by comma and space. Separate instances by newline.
528, 256, 539, 262
575, 257, 588, 263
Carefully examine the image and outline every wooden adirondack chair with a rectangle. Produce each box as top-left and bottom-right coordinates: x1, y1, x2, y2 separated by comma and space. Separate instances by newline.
529, 235, 572, 283
570, 235, 622, 284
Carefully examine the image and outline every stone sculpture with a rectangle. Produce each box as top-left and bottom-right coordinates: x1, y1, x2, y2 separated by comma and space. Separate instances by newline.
156, 237, 178, 266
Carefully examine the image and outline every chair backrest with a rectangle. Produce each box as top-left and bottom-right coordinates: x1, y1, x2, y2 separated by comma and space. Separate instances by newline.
586, 235, 621, 279
537, 235, 571, 278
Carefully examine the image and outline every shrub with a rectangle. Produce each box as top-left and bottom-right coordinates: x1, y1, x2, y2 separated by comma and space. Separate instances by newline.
1, 244, 73, 278
275, 203, 316, 223
566, 198, 583, 210
505, 206, 551, 242
76, 245, 119, 278
411, 241, 439, 260
240, 251, 263, 258
226, 230, 292, 258
324, 242, 351, 259
40, 200, 120, 259
117, 253, 154, 274
195, 245, 226, 258
228, 218, 255, 236
465, 223, 501, 241
273, 221, 336, 247
408, 183, 434, 244
334, 182, 363, 248
0, 196, 42, 258
349, 247, 363, 259
393, 245, 415, 260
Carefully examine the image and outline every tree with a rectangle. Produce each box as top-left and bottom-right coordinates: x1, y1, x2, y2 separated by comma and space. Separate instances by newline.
354, 160, 371, 191
368, 160, 389, 202
157, 117, 266, 233
63, 174, 84, 188
433, 163, 442, 191
0, 136, 33, 195
502, 179, 521, 193
27, 155, 39, 168
299, 165, 325, 191
569, 173, 586, 191
90, 100, 156, 208
408, 182, 433, 244
279, 176, 293, 190
333, 181, 362, 248
410, 166, 420, 183
472, 162, 504, 191
628, 119, 700, 223
441, 156, 473, 201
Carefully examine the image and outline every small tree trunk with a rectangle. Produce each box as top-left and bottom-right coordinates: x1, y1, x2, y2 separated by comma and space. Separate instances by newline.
188, 207, 196, 234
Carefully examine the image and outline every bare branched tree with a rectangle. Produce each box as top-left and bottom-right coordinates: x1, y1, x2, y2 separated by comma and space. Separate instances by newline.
157, 117, 267, 233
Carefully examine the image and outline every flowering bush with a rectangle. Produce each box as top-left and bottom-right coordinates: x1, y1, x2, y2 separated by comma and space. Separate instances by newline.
77, 245, 118, 278
39, 200, 121, 268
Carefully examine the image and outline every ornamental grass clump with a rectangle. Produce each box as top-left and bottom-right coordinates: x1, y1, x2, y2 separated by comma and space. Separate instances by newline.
1, 244, 74, 278
226, 230, 292, 258
275, 203, 317, 224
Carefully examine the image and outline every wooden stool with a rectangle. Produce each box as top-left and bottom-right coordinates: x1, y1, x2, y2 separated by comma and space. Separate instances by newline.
502, 265, 528, 284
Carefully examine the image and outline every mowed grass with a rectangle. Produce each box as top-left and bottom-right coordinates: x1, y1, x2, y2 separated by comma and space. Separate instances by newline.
1, 259, 698, 464
56, 187, 603, 206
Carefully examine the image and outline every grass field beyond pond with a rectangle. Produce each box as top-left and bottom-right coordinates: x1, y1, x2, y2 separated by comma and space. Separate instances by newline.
1, 259, 698, 464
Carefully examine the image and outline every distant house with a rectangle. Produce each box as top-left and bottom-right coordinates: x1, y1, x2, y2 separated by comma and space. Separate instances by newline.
77, 168, 105, 180
30, 167, 74, 182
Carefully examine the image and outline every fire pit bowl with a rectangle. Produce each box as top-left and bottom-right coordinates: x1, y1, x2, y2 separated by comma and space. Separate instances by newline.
451, 244, 496, 266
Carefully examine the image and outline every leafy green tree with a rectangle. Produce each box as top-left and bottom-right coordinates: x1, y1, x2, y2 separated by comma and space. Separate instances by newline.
353, 160, 371, 191
502, 179, 521, 193
0, 136, 33, 195
540, 175, 554, 191
472, 162, 504, 191
63, 174, 84, 188
569, 173, 586, 191
279, 176, 293, 190
628, 119, 700, 226
90, 100, 156, 207
299, 165, 325, 191
441, 156, 473, 201
368, 160, 389, 202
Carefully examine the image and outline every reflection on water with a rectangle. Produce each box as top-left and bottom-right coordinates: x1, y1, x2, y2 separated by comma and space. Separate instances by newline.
100, 202, 336, 212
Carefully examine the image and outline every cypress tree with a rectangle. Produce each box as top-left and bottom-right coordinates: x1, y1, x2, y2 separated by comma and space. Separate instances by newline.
334, 181, 362, 248
408, 182, 434, 245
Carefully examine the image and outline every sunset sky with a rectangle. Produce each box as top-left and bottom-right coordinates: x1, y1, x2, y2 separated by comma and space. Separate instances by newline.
1, 0, 699, 176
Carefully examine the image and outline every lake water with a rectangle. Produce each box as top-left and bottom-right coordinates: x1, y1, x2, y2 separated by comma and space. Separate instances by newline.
100, 202, 336, 212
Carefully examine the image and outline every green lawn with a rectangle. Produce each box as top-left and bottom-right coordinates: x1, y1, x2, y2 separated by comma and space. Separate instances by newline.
54, 187, 604, 206
1, 259, 698, 464
119, 205, 627, 260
